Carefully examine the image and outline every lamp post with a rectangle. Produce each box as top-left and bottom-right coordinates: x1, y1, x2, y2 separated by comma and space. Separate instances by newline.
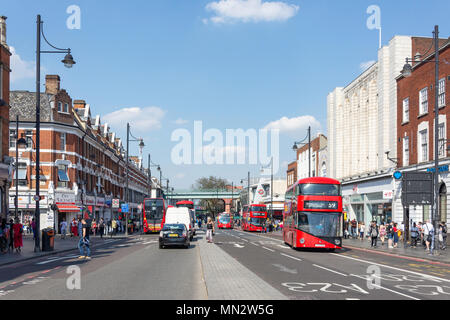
293, 126, 311, 178
34, 14, 75, 252
401, 25, 442, 255
15, 117, 28, 220
125, 122, 145, 236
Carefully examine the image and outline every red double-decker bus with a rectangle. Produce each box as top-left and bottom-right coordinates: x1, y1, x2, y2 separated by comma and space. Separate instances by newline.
143, 198, 166, 233
217, 213, 233, 229
283, 177, 343, 251
242, 204, 267, 232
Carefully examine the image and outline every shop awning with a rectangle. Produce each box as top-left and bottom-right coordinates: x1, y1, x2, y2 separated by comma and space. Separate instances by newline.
56, 204, 80, 213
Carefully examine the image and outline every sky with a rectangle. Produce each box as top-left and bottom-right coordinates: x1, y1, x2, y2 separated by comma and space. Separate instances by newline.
3, 0, 450, 189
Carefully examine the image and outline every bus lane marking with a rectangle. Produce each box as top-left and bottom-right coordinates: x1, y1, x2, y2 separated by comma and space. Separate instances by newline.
280, 253, 302, 262
281, 283, 370, 295
350, 275, 421, 300
394, 285, 450, 296
262, 246, 275, 252
331, 253, 450, 284
313, 264, 348, 277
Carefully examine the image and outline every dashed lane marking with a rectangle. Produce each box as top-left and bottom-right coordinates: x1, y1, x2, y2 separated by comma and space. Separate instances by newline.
313, 264, 348, 277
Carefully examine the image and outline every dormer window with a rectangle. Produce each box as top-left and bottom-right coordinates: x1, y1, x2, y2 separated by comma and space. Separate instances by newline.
64, 103, 69, 113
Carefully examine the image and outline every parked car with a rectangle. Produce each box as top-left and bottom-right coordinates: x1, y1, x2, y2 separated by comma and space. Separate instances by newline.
159, 224, 190, 249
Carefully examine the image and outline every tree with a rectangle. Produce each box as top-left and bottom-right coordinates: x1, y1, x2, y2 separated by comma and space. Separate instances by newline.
193, 176, 229, 219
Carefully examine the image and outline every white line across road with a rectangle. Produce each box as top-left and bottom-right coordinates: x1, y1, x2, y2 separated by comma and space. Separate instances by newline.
331, 253, 450, 284
313, 264, 348, 277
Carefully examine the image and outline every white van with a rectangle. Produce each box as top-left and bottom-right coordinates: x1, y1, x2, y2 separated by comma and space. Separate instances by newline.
165, 207, 194, 240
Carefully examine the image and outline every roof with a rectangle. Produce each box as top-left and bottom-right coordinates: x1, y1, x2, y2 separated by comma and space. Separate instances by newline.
10, 91, 53, 121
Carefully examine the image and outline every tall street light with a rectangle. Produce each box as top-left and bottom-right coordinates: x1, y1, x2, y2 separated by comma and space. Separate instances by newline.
293, 126, 311, 178
126, 122, 144, 236
35, 14, 75, 252
401, 25, 441, 255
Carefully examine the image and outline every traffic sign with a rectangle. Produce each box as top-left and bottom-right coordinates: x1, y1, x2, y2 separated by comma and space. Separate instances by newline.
393, 171, 403, 180
112, 199, 120, 208
121, 203, 129, 213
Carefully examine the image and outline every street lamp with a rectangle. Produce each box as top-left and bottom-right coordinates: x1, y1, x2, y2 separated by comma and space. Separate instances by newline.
401, 25, 442, 255
292, 126, 311, 178
126, 122, 145, 236
261, 157, 274, 221
240, 171, 251, 207
14, 115, 28, 221
34, 14, 75, 252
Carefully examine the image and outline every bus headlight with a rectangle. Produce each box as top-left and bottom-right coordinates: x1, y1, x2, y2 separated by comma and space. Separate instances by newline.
335, 239, 341, 246
300, 238, 305, 244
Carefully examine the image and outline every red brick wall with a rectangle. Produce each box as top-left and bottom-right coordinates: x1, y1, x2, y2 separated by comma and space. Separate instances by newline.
397, 44, 450, 166
0, 44, 10, 160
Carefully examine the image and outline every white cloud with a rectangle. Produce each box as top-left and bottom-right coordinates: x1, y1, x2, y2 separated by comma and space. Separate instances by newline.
174, 118, 189, 125
204, 0, 299, 24
10, 47, 39, 83
175, 173, 186, 179
360, 60, 376, 72
103, 106, 165, 132
263, 115, 321, 137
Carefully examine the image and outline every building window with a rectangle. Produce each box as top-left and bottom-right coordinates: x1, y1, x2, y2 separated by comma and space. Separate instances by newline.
402, 98, 409, 123
9, 130, 16, 148
438, 78, 446, 108
420, 129, 428, 162
57, 164, 70, 188
419, 88, 428, 115
17, 163, 28, 187
403, 136, 409, 166
64, 103, 69, 113
58, 102, 62, 112
60, 132, 66, 151
438, 123, 446, 158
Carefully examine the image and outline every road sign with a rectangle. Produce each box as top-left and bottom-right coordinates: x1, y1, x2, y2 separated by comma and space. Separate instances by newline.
121, 203, 129, 213
401, 171, 434, 206
393, 171, 403, 180
112, 199, 120, 208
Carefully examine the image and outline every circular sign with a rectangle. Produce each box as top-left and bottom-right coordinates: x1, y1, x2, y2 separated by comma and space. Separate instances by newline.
258, 189, 264, 195
393, 171, 403, 180
33, 195, 40, 202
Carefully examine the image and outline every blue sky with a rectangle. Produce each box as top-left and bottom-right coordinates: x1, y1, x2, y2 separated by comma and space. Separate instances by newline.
3, 0, 449, 189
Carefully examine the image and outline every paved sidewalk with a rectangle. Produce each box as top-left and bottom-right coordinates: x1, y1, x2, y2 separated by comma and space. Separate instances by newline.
0, 233, 137, 267
342, 237, 450, 263
197, 229, 287, 300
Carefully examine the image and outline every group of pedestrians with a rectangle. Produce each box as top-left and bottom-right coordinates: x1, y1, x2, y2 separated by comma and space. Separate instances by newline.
345, 218, 447, 254
0, 218, 24, 254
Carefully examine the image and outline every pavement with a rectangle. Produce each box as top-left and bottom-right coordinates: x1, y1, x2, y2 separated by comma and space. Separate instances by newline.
0, 232, 134, 267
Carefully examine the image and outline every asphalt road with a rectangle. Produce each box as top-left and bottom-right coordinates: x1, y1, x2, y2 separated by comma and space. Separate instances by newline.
213, 228, 450, 300
0, 235, 207, 300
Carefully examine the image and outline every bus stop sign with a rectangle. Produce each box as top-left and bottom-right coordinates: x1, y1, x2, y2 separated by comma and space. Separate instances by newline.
401, 171, 434, 206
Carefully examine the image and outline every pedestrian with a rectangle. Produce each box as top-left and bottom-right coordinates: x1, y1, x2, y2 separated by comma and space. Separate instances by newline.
77, 218, 91, 260
369, 221, 379, 247
423, 220, 434, 253
387, 222, 394, 248
206, 217, 215, 243
71, 218, 77, 237
0, 219, 9, 254
92, 219, 97, 237
379, 223, 386, 246
77, 218, 82, 238
418, 222, 424, 247
359, 222, 365, 241
111, 218, 117, 238
12, 218, 23, 253
99, 218, 105, 239
8, 219, 14, 253
31, 218, 36, 240
351, 219, 357, 238
60, 218, 67, 240
393, 223, 399, 248
410, 222, 419, 248
438, 222, 447, 250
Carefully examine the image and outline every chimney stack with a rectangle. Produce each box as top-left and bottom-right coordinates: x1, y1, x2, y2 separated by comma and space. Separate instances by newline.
45, 75, 60, 95
0, 16, 8, 49
73, 100, 86, 109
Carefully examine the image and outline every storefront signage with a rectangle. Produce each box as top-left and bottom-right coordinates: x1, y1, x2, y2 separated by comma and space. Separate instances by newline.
426, 165, 449, 173
383, 190, 393, 200
96, 197, 105, 207
85, 195, 96, 206
304, 201, 338, 210
55, 192, 76, 204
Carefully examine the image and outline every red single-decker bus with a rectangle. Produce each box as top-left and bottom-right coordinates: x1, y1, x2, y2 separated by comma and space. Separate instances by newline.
283, 177, 343, 250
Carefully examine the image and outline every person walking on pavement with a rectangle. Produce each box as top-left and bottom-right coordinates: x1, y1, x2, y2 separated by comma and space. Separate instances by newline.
379, 223, 386, 246
359, 222, 365, 241
410, 222, 419, 248
206, 217, 215, 243
78, 218, 91, 260
77, 218, 82, 238
387, 222, 394, 248
99, 218, 105, 239
8, 219, 14, 253
60, 218, 67, 240
369, 221, 379, 247
393, 223, 399, 248
12, 218, 23, 253
423, 220, 434, 253
111, 218, 117, 238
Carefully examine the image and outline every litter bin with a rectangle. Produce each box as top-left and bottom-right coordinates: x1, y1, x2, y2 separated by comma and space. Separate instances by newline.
42, 228, 55, 252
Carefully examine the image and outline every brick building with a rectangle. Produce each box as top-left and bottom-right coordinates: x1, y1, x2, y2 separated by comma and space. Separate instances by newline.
286, 161, 297, 189
9, 75, 151, 232
396, 38, 449, 225
0, 16, 12, 218
295, 134, 327, 180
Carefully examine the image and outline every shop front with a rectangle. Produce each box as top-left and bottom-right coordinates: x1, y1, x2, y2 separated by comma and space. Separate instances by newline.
54, 191, 79, 234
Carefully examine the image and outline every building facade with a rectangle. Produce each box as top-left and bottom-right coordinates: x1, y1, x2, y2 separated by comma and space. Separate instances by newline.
395, 39, 449, 226
9, 75, 151, 232
0, 16, 12, 219
295, 134, 327, 180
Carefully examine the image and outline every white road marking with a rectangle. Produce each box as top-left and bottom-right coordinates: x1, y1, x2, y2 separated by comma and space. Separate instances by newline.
313, 264, 348, 277
233, 244, 245, 248
272, 264, 297, 274
331, 253, 450, 283
350, 274, 421, 300
262, 246, 275, 252
280, 253, 302, 262
36, 255, 79, 265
